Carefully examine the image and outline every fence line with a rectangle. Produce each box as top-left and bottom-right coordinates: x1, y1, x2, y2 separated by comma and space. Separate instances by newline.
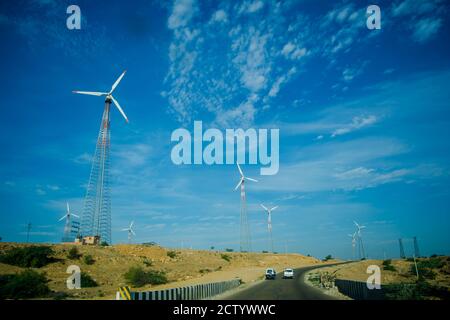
116, 278, 241, 300
334, 279, 385, 300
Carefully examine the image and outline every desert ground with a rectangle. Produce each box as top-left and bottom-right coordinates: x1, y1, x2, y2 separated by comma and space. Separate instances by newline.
0, 242, 325, 299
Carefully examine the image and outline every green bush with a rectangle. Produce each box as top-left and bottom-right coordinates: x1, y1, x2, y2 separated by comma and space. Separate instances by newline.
166, 251, 177, 259
225, 248, 234, 252
412, 265, 437, 280
384, 283, 423, 300
417, 257, 445, 269
262, 250, 268, 253
67, 247, 81, 260
0, 246, 55, 268
142, 242, 157, 246
142, 258, 153, 267
384, 264, 397, 271
83, 255, 95, 265
81, 272, 98, 288
100, 241, 109, 246
323, 254, 333, 261
0, 269, 50, 299
199, 268, 211, 274
382, 259, 397, 271
124, 266, 168, 287
221, 254, 231, 262
384, 280, 450, 300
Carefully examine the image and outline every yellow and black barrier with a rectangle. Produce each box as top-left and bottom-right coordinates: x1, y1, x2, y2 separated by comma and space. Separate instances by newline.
118, 286, 132, 300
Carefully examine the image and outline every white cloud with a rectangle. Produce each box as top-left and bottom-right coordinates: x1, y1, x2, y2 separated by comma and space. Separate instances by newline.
239, 1, 264, 14
74, 153, 92, 164
331, 115, 378, 137
390, 0, 445, 43
412, 18, 442, 43
168, 0, 197, 30
281, 42, 306, 60
210, 9, 227, 23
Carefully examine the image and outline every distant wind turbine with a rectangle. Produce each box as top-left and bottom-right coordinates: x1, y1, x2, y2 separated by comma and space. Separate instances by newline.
261, 204, 278, 253
348, 232, 357, 261
234, 163, 257, 252
354, 221, 366, 259
121, 221, 136, 244
59, 202, 79, 242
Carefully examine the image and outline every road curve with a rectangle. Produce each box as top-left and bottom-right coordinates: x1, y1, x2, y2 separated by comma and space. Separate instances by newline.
225, 264, 344, 300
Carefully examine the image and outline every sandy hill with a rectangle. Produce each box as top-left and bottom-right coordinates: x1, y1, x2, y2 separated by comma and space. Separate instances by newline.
0, 242, 321, 299
315, 258, 450, 288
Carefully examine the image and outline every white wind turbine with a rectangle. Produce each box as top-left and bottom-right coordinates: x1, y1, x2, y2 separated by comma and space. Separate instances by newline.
59, 202, 79, 242
73, 70, 129, 123
261, 204, 278, 253
121, 221, 136, 244
348, 232, 357, 261
73, 70, 129, 245
234, 163, 258, 252
354, 221, 366, 259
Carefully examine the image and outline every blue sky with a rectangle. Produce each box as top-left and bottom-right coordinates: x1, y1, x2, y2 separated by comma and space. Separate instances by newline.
0, 0, 449, 260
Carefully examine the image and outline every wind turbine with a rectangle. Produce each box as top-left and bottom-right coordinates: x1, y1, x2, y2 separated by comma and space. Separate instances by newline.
234, 163, 257, 252
121, 221, 136, 244
59, 202, 79, 242
73, 70, 129, 245
73, 70, 129, 123
354, 221, 366, 260
348, 232, 356, 261
261, 204, 278, 253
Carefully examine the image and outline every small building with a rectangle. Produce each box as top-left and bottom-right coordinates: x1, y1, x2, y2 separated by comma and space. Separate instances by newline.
73, 235, 101, 246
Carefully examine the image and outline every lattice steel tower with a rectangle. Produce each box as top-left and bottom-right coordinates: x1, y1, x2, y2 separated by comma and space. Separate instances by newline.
73, 70, 129, 245
81, 100, 112, 244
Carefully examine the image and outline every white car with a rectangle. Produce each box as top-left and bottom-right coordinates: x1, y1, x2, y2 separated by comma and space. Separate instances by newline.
283, 268, 294, 279
265, 268, 277, 280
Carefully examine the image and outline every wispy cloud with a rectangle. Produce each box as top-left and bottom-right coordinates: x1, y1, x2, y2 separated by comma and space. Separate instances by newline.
331, 115, 378, 137
390, 0, 447, 43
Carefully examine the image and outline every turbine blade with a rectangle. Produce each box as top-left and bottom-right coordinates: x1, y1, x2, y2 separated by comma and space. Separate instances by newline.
130, 221, 134, 228
111, 95, 129, 123
261, 204, 268, 211
234, 178, 244, 190
66, 202, 70, 213
110, 70, 126, 94
131, 230, 136, 236
71, 214, 80, 218
237, 163, 244, 177
271, 206, 278, 211
246, 177, 258, 182
72, 91, 106, 96
121, 228, 129, 231
59, 215, 67, 222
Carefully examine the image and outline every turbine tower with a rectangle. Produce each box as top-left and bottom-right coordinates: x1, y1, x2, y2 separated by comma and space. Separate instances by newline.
348, 232, 356, 260
399, 238, 406, 259
121, 221, 135, 244
234, 163, 257, 252
73, 70, 129, 245
261, 204, 278, 253
59, 202, 79, 242
354, 221, 366, 259
413, 236, 420, 258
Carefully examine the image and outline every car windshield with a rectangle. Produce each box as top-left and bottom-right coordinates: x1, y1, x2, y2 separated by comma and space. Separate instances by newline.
285, 269, 293, 272
266, 269, 274, 273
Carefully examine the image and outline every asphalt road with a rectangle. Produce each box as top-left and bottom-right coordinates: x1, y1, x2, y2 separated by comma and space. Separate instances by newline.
225, 264, 343, 300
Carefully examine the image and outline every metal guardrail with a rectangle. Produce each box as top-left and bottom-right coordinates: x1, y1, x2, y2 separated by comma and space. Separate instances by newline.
116, 278, 241, 300
335, 279, 385, 300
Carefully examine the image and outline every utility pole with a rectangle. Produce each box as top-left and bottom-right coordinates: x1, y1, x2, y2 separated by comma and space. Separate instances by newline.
26, 223, 32, 243
413, 254, 419, 280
